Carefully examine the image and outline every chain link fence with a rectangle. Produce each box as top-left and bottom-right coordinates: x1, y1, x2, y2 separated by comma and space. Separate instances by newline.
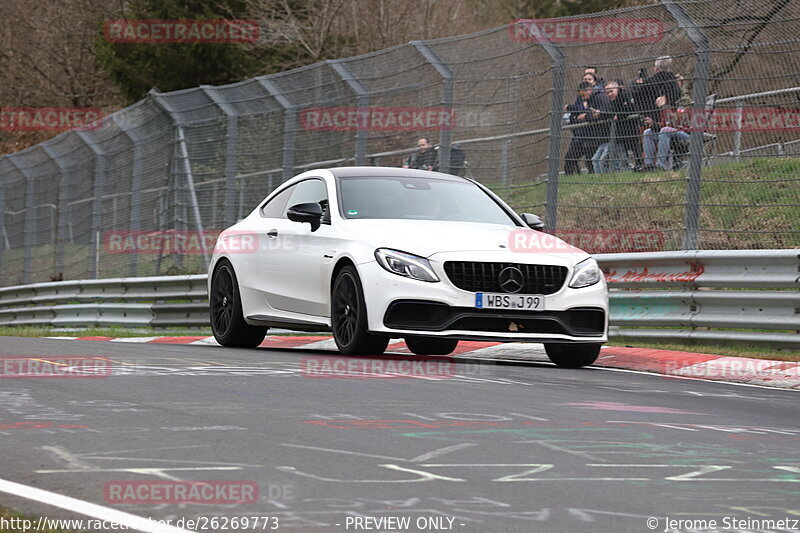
1, 0, 799, 285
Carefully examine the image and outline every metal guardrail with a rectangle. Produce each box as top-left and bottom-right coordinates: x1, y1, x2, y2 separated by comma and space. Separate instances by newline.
0, 251, 797, 347
0, 275, 208, 328
596, 250, 800, 347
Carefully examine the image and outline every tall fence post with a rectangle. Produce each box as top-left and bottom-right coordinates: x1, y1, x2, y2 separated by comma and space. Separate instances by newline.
539, 38, 567, 231
663, 0, 709, 250
150, 90, 209, 268
41, 145, 69, 278
74, 131, 106, 279
111, 115, 145, 277
201, 86, 240, 227
411, 41, 455, 174
257, 77, 297, 184
0, 163, 5, 274
733, 98, 744, 163
7, 155, 35, 283
329, 60, 370, 166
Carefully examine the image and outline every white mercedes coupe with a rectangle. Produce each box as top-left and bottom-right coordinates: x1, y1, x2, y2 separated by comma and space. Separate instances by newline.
208, 167, 608, 367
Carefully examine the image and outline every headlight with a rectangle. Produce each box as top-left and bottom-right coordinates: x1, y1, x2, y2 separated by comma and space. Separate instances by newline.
569, 258, 602, 288
374, 249, 439, 282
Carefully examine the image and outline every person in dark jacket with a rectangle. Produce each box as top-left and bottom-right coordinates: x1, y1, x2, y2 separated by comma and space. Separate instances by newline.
633, 56, 684, 170
564, 81, 599, 175
592, 80, 631, 173
610, 79, 641, 170
403, 137, 438, 171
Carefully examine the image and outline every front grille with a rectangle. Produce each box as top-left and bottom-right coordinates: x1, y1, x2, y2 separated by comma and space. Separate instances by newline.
444, 262, 568, 295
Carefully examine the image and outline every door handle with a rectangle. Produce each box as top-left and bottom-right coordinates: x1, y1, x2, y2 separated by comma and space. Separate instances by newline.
266, 229, 278, 239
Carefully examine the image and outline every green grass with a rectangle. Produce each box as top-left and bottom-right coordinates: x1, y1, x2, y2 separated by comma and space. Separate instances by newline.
490, 157, 800, 250
609, 337, 800, 361
0, 326, 211, 338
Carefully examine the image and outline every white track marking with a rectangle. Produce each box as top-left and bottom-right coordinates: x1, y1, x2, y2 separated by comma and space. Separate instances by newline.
409, 443, 477, 463
0, 477, 192, 533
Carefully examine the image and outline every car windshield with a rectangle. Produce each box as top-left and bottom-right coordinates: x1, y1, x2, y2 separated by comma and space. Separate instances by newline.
338, 176, 518, 226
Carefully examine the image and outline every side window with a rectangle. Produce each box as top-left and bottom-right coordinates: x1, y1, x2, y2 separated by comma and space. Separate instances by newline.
285, 179, 328, 215
260, 186, 295, 218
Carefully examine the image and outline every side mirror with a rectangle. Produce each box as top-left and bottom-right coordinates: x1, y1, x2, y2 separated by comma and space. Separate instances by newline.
521, 213, 544, 231
287, 202, 323, 231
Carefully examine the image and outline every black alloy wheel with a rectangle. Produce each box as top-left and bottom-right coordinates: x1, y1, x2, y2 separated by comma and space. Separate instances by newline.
210, 262, 268, 348
331, 265, 389, 355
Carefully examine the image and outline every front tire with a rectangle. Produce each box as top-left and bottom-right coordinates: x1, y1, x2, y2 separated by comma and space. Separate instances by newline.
545, 343, 601, 368
331, 265, 389, 355
405, 337, 458, 356
210, 262, 268, 348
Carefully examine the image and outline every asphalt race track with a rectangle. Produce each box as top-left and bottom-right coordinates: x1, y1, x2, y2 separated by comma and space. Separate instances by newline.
0, 337, 799, 533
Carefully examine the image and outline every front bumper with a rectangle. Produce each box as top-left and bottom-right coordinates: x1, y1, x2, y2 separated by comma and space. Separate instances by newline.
359, 256, 608, 343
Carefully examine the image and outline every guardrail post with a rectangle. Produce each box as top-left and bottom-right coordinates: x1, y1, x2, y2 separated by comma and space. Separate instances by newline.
257, 77, 297, 184
539, 37, 566, 231
201, 86, 240, 226
411, 41, 455, 174
41, 145, 69, 278
74, 131, 106, 279
663, 0, 709, 250
7, 155, 35, 283
329, 60, 370, 166
149, 90, 209, 268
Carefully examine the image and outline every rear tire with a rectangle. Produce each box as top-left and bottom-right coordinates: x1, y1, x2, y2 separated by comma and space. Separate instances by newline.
210, 261, 268, 348
545, 343, 601, 368
405, 337, 458, 356
331, 265, 389, 355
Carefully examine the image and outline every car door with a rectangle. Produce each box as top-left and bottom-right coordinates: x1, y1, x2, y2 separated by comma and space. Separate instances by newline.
259, 178, 333, 318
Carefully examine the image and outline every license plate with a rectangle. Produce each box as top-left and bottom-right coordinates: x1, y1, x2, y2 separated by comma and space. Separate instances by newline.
475, 293, 544, 310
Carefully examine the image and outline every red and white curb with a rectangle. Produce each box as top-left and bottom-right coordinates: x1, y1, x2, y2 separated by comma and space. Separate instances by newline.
45, 335, 800, 390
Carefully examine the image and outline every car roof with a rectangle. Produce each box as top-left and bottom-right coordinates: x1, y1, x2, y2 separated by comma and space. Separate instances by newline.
327, 166, 466, 182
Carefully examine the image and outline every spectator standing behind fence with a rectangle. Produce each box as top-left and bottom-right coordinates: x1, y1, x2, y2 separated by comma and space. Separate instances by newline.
402, 137, 438, 171
610, 79, 641, 171
633, 56, 684, 171
584, 67, 605, 93
564, 81, 601, 175
592, 80, 631, 173
582, 71, 604, 97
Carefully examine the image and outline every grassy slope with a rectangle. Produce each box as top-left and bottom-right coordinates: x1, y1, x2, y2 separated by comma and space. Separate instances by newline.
490, 157, 800, 250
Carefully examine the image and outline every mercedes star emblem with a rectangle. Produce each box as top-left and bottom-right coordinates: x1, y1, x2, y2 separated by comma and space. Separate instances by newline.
498, 266, 524, 293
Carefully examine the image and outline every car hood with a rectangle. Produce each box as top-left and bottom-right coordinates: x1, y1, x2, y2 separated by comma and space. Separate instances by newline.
339, 219, 587, 261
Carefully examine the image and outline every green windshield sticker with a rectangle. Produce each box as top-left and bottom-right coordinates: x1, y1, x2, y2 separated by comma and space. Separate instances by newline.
347, 210, 359, 216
